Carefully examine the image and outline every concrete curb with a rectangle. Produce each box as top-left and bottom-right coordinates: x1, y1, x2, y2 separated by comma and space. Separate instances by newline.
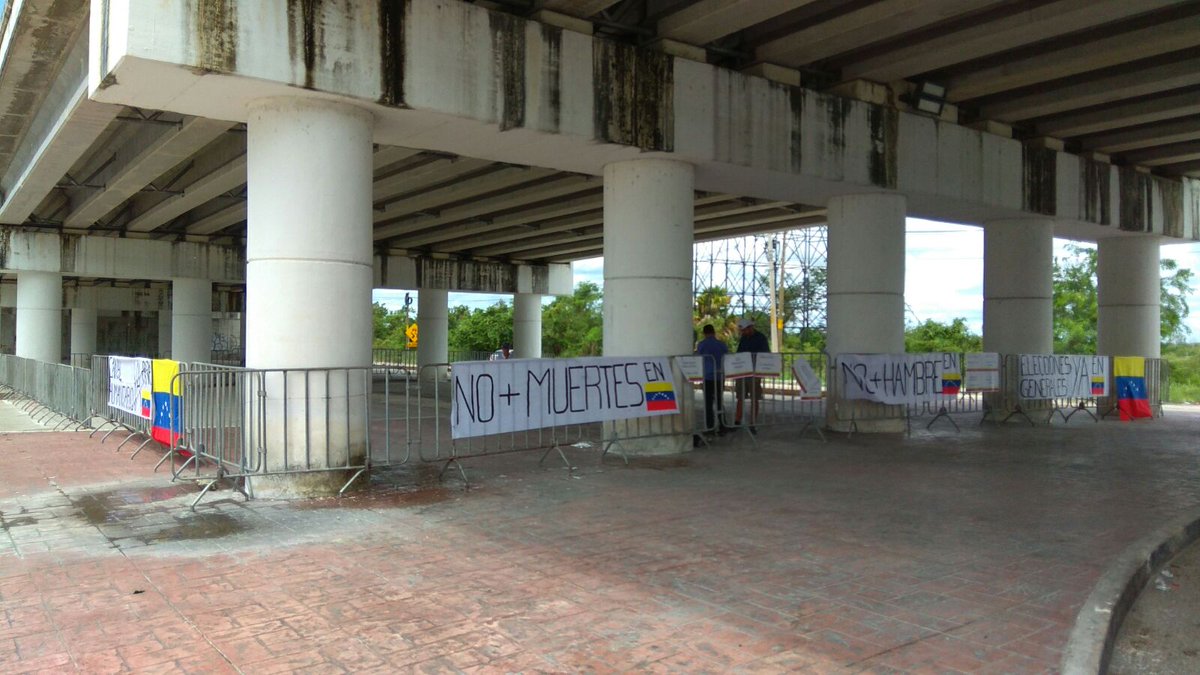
1060, 511, 1200, 675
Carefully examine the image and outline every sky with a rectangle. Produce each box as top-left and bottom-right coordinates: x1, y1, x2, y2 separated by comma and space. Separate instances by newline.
374, 220, 1200, 340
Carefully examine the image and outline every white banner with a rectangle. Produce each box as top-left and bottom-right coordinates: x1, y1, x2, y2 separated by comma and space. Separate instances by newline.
965, 352, 1001, 369
836, 353, 961, 404
451, 356, 681, 439
108, 356, 152, 419
1017, 354, 1109, 400
964, 352, 1001, 392
677, 356, 704, 382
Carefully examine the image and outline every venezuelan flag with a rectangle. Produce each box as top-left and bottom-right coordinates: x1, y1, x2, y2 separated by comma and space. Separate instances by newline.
644, 381, 678, 412
140, 387, 152, 419
1113, 356, 1152, 421
151, 359, 184, 444
941, 373, 961, 396
1090, 377, 1106, 397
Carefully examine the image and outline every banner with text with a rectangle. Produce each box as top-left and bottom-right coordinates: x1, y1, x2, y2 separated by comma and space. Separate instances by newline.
1016, 354, 1109, 400
108, 356, 153, 419
451, 356, 681, 438
837, 353, 961, 405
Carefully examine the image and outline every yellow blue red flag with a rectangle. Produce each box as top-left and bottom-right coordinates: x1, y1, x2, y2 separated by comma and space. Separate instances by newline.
151, 359, 183, 444
1113, 357, 1151, 421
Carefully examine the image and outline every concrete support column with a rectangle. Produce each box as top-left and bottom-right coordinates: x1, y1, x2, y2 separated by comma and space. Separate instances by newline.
416, 288, 449, 380
1, 309, 15, 354
983, 219, 1054, 355
603, 159, 694, 454
1098, 237, 1161, 358
16, 271, 62, 363
157, 311, 172, 358
826, 193, 906, 432
246, 97, 374, 497
171, 278, 212, 363
513, 293, 542, 359
70, 306, 98, 359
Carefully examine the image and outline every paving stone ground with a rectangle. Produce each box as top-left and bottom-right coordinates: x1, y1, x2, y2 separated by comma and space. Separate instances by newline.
2, 399, 1199, 673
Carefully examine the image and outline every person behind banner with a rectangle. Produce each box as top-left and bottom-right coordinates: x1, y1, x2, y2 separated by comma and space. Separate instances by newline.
489, 342, 513, 361
694, 324, 729, 437
734, 317, 769, 433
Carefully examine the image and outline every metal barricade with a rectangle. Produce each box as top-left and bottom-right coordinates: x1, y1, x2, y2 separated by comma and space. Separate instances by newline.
0, 355, 94, 430
171, 365, 373, 507
825, 354, 909, 435
721, 352, 827, 443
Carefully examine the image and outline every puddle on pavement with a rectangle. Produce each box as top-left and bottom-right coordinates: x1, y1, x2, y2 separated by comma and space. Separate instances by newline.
132, 513, 245, 544
72, 483, 202, 525
0, 515, 38, 530
299, 463, 456, 510
624, 456, 692, 470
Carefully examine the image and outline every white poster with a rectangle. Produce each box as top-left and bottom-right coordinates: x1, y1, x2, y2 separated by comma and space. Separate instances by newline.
451, 356, 680, 439
754, 353, 782, 377
792, 360, 822, 398
965, 352, 1001, 369
1017, 354, 1109, 400
836, 353, 961, 405
108, 356, 152, 419
965, 370, 1000, 392
723, 353, 754, 379
676, 356, 704, 382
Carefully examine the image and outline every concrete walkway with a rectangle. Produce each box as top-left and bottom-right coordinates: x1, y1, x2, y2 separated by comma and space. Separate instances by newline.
1110, 540, 1200, 674
2, 406, 1199, 673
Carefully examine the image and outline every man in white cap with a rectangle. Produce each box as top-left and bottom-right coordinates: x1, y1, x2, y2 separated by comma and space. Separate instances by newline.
734, 317, 769, 432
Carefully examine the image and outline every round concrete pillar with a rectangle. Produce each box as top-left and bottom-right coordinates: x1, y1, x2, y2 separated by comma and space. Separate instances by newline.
171, 278, 212, 363
826, 193, 906, 432
1098, 237, 1160, 358
416, 288, 449, 381
603, 159, 694, 455
513, 293, 542, 359
245, 97, 374, 497
157, 310, 172, 358
70, 307, 98, 359
16, 271, 62, 363
982, 219, 1054, 355
826, 194, 906, 355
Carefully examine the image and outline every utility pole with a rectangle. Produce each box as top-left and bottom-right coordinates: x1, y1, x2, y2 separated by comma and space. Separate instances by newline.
768, 237, 779, 352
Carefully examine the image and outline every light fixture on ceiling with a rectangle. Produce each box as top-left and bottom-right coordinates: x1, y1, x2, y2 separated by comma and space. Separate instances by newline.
907, 81, 947, 117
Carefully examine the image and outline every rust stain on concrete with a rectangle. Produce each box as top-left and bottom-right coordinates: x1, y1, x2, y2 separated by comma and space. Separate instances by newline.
193, 0, 238, 73
59, 234, 78, 274
539, 22, 562, 132
287, 0, 324, 90
593, 41, 673, 151
378, 0, 407, 106
1158, 176, 1183, 238
1119, 167, 1151, 232
788, 86, 803, 173
868, 104, 898, 189
1080, 158, 1111, 226
490, 11, 526, 131
1022, 144, 1056, 216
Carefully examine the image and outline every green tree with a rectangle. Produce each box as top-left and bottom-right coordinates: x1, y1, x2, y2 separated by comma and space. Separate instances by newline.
372, 302, 414, 350
1052, 245, 1193, 352
448, 301, 514, 353
543, 281, 603, 356
905, 318, 982, 353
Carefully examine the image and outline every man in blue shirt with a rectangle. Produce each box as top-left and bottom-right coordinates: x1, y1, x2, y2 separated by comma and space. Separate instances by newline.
694, 324, 728, 435
734, 317, 769, 432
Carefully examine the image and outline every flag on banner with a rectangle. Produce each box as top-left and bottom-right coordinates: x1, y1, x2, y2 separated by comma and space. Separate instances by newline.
941, 372, 961, 396
1090, 377, 1106, 396
151, 359, 183, 444
1113, 357, 1152, 421
644, 382, 678, 412
140, 388, 152, 418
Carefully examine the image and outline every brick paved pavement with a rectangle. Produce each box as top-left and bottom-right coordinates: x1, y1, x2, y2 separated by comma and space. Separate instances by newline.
2, 400, 1199, 673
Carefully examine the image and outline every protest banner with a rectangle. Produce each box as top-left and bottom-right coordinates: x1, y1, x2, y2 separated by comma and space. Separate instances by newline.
1016, 354, 1108, 400
964, 352, 1001, 392
108, 356, 153, 419
451, 356, 680, 438
836, 353, 961, 405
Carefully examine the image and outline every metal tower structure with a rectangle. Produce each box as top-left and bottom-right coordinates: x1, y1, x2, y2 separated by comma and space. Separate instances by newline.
693, 226, 828, 348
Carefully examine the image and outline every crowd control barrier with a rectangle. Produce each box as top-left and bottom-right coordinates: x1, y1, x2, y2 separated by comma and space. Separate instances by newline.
0, 355, 93, 430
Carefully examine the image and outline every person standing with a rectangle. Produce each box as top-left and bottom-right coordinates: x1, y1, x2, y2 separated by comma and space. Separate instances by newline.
734, 317, 769, 432
694, 324, 729, 435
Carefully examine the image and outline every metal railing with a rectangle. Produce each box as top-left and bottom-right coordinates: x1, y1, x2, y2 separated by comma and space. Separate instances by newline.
0, 354, 93, 430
